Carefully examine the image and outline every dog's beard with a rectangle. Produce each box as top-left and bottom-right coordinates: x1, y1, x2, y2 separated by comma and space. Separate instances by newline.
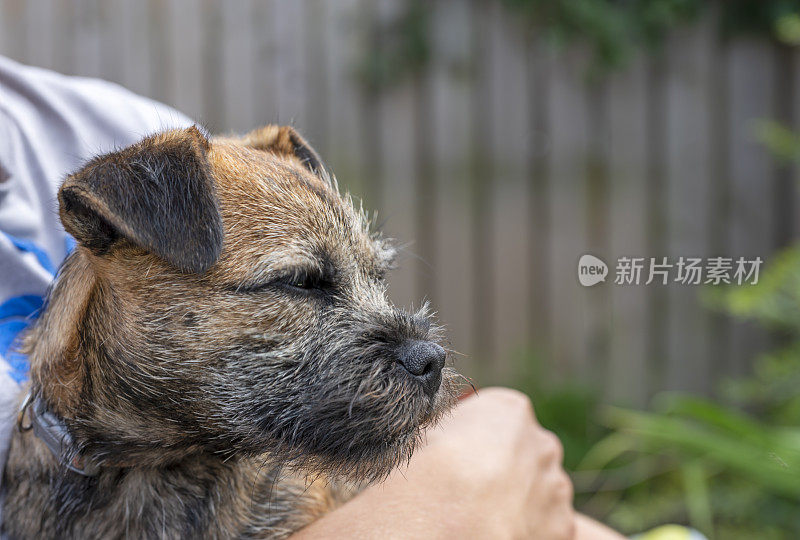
208, 317, 460, 483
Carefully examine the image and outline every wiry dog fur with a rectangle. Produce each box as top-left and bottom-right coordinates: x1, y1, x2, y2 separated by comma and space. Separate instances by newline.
1, 125, 460, 539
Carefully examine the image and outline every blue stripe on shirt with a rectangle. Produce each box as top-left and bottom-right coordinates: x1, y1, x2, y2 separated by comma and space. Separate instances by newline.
0, 235, 73, 383
3, 232, 58, 275
0, 296, 43, 383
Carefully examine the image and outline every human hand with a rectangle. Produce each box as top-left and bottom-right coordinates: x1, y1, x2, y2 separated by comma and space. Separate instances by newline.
412, 387, 576, 539
293, 387, 580, 539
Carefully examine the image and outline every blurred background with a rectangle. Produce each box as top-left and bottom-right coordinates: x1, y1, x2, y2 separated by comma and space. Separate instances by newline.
2, 0, 800, 537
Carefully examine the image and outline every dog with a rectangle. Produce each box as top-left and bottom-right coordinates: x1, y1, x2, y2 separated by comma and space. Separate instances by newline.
1, 125, 460, 538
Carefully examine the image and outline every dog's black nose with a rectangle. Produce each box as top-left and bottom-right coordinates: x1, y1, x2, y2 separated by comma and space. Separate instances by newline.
397, 340, 446, 396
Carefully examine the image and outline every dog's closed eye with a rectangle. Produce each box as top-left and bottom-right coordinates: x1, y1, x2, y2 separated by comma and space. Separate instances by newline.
274, 268, 331, 293
231, 267, 333, 296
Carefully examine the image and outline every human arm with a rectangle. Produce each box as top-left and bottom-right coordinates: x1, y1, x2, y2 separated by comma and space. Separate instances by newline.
293, 387, 624, 539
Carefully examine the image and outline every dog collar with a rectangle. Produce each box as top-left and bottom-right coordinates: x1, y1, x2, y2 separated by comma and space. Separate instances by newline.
19, 393, 99, 476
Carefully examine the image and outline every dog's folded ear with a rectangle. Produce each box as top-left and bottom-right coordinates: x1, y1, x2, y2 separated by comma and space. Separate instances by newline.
58, 126, 223, 274
239, 125, 329, 180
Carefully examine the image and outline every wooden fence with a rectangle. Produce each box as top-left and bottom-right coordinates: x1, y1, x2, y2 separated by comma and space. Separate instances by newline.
2, 0, 795, 406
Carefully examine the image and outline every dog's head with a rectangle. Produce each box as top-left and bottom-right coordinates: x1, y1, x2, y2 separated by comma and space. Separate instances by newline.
32, 126, 459, 481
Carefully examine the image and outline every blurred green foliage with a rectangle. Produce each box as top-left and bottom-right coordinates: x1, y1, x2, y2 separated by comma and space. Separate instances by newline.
509, 351, 608, 470
519, 244, 800, 538
502, 0, 701, 74
504, 0, 800, 74
719, 0, 800, 38
360, 0, 800, 88
519, 62, 800, 536
519, 47, 800, 534
775, 12, 800, 44
755, 120, 800, 164
580, 389, 800, 538
356, 0, 430, 92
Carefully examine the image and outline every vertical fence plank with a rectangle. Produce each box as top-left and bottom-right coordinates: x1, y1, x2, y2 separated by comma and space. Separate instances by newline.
794, 49, 800, 239
379, 82, 417, 313
794, 48, 800, 239
272, 0, 307, 131
74, 0, 102, 79
51, 0, 77, 75
220, 0, 254, 132
665, 21, 714, 394
582, 79, 612, 389
95, 0, 120, 86
644, 50, 669, 396
488, 5, 531, 382
321, 0, 364, 193
772, 43, 795, 251
706, 29, 733, 392
411, 58, 436, 306
429, 0, 475, 376
166, 0, 204, 122
526, 35, 553, 365
200, 0, 224, 131
121, 0, 153, 98
365, 2, 416, 313
147, 0, 169, 104
0, 0, 26, 61
466, 0, 495, 378
355, 0, 383, 214
304, 0, 330, 159
548, 47, 589, 382
608, 53, 649, 406
97, 0, 124, 85
23, 0, 55, 70
251, 0, 279, 129
728, 38, 774, 377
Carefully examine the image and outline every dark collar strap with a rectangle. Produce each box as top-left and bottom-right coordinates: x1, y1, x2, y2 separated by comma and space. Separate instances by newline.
20, 393, 99, 476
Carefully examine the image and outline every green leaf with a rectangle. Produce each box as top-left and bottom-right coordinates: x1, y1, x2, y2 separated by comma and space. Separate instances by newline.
754, 119, 800, 163
606, 407, 800, 498
776, 13, 800, 45
681, 460, 714, 537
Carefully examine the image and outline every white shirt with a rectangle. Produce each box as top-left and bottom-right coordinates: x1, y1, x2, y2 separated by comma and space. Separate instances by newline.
0, 56, 192, 530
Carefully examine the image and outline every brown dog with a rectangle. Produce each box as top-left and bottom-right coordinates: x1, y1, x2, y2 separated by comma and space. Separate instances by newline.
1, 125, 460, 539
